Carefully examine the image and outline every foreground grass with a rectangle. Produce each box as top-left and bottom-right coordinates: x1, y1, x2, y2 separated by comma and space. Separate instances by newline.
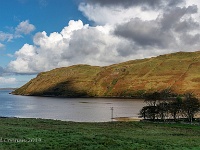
0, 118, 199, 150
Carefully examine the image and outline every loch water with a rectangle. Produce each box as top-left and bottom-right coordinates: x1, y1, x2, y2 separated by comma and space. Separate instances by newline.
0, 90, 145, 122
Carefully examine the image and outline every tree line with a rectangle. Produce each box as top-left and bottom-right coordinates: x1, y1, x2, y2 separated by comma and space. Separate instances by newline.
139, 90, 200, 123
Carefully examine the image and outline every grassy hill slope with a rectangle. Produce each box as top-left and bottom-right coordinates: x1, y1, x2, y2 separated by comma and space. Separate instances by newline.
13, 51, 200, 97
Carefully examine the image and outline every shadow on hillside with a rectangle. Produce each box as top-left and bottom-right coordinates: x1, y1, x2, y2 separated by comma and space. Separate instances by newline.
32, 80, 89, 97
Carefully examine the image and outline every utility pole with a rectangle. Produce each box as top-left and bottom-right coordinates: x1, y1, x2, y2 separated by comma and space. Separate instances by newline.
111, 107, 114, 121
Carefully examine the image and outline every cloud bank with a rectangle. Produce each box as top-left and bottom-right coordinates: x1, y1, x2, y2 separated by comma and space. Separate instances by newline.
7, 0, 200, 74
84, 0, 184, 9
8, 20, 131, 73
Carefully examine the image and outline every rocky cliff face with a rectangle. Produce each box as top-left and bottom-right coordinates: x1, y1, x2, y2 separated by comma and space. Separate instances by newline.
13, 51, 200, 97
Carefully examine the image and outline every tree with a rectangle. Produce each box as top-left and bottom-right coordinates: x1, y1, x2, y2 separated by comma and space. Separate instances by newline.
144, 92, 161, 106
169, 96, 183, 121
140, 92, 200, 123
139, 106, 158, 121
142, 90, 173, 121
139, 106, 147, 119
182, 93, 200, 123
144, 89, 172, 106
157, 102, 169, 121
159, 88, 173, 100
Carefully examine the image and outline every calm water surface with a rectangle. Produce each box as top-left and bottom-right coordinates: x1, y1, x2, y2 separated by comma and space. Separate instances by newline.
0, 90, 145, 122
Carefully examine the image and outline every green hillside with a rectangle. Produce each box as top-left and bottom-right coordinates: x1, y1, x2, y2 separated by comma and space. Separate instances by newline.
13, 51, 200, 97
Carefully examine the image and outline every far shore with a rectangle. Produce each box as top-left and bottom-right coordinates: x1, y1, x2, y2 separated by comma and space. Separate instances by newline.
0, 116, 142, 122
11, 93, 145, 100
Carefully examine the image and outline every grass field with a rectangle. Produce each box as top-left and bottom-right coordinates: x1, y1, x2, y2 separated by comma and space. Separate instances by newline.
0, 118, 199, 150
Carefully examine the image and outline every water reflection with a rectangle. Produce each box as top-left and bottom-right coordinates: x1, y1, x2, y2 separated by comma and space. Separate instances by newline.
0, 90, 145, 122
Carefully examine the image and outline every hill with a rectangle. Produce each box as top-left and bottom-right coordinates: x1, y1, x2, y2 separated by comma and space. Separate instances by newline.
12, 51, 200, 97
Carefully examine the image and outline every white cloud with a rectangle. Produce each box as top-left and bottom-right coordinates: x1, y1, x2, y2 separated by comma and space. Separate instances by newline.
79, 0, 200, 52
0, 20, 35, 43
8, 20, 136, 73
0, 43, 5, 49
84, 0, 185, 9
8, 44, 37, 73
79, 3, 159, 25
186, 0, 200, 7
61, 20, 88, 39
15, 20, 36, 35
7, 54, 14, 57
0, 77, 18, 88
0, 32, 13, 41
0, 77, 16, 84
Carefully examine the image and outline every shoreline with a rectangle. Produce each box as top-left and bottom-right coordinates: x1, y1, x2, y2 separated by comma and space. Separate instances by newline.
0, 116, 142, 122
1, 116, 199, 124
12, 93, 145, 100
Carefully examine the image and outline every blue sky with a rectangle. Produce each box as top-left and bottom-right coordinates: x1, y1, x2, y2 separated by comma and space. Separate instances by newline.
1, 0, 200, 88
0, 0, 89, 87
0, 0, 88, 66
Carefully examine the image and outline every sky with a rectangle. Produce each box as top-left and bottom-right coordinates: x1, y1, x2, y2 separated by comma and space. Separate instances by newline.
1, 0, 200, 88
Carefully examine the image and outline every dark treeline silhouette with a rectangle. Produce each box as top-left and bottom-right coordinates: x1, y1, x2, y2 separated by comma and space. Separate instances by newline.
139, 90, 200, 123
